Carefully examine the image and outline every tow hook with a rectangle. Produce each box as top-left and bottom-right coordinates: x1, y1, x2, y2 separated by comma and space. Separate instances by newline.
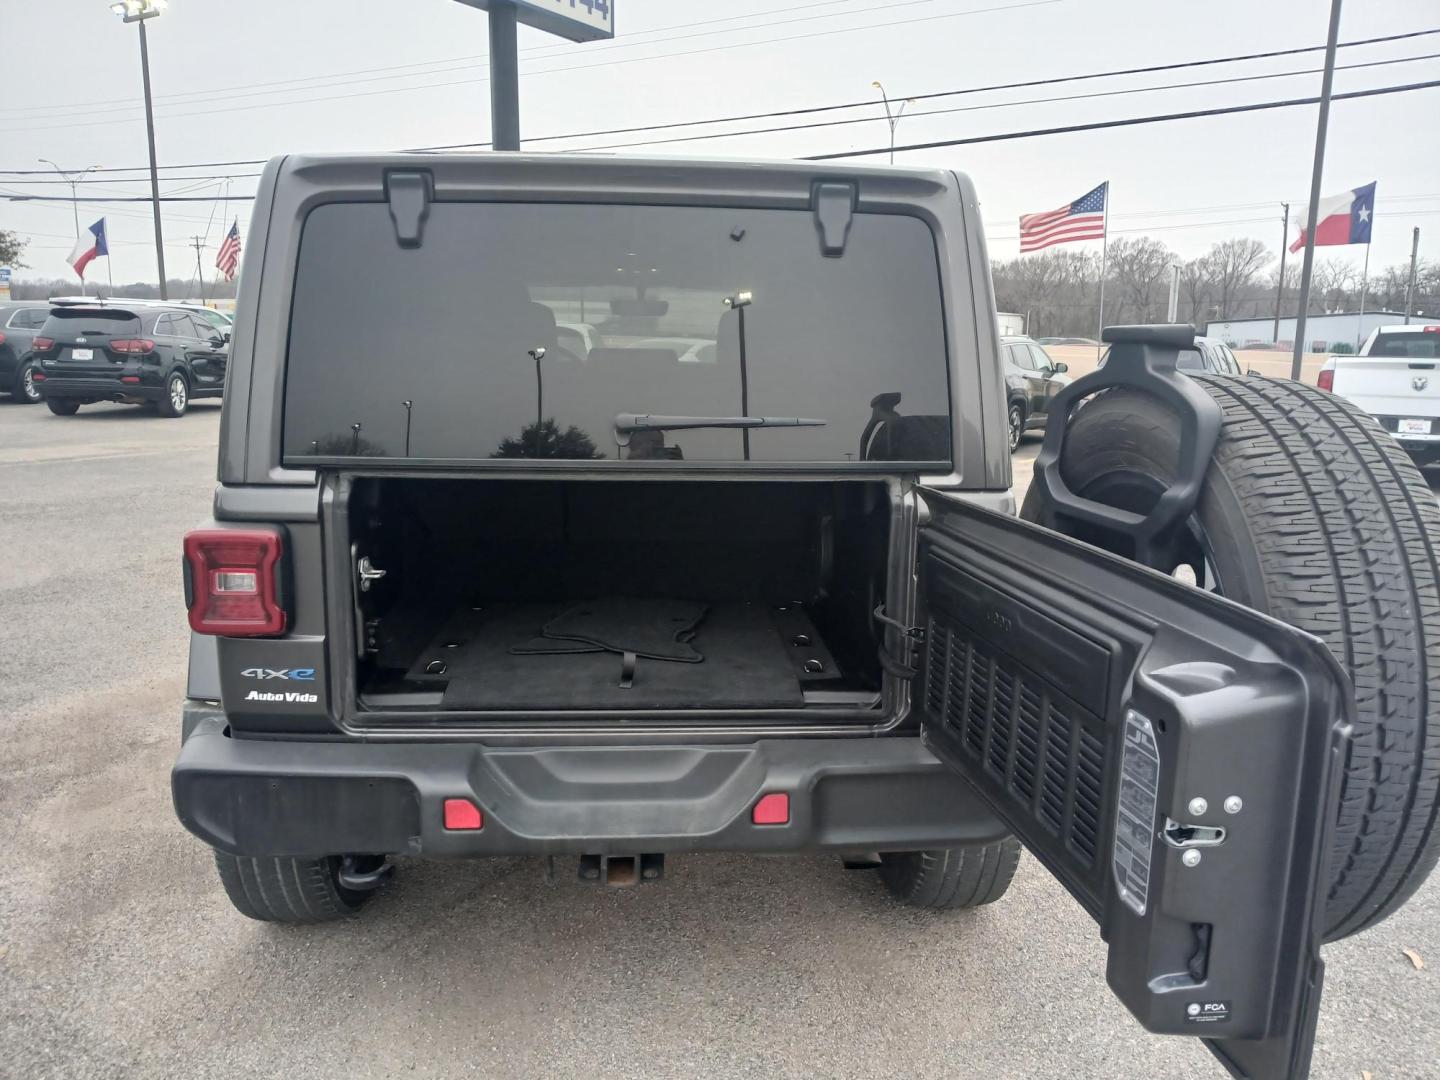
576, 852, 665, 887
337, 856, 394, 891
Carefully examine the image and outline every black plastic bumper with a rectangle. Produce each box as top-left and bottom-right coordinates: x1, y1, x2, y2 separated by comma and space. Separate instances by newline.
37, 376, 161, 401
173, 710, 1008, 858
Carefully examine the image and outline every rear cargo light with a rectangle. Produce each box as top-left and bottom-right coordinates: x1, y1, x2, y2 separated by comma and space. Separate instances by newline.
1316, 368, 1334, 392
442, 798, 483, 831
752, 792, 790, 825
32, 336, 54, 351
183, 528, 287, 636
110, 338, 155, 354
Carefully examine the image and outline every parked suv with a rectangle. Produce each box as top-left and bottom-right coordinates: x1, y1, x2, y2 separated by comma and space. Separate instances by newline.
173, 154, 1439, 1080
30, 302, 227, 416
1001, 333, 1069, 450
0, 301, 53, 403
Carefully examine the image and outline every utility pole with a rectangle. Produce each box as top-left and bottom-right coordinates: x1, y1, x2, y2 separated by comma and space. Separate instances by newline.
1404, 226, 1421, 324
1166, 264, 1180, 322
189, 235, 207, 301
1291, 0, 1343, 381
1273, 202, 1289, 344
112, 0, 169, 299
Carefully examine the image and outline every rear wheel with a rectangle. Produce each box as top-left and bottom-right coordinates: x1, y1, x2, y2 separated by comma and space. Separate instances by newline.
213, 852, 388, 923
157, 372, 189, 417
45, 398, 80, 416
1007, 403, 1024, 453
877, 838, 1021, 910
1023, 376, 1440, 940
15, 364, 41, 403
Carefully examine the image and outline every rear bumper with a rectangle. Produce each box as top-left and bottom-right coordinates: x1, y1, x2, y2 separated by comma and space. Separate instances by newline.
173, 708, 1008, 858
36, 376, 162, 401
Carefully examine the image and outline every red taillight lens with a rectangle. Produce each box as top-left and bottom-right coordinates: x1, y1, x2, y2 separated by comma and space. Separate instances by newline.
111, 338, 156, 354
1317, 368, 1335, 392
32, 336, 54, 351
183, 528, 287, 636
1424, 325, 1439, 334
0, 333, 6, 345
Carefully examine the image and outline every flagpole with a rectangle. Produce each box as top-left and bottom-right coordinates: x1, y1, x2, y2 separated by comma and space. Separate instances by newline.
1355, 238, 1371, 352
1095, 181, 1109, 362
1291, 0, 1343, 382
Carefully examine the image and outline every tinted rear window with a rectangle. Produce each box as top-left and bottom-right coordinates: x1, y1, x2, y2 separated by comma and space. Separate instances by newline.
1370, 333, 1440, 359
41, 310, 142, 338
282, 202, 950, 464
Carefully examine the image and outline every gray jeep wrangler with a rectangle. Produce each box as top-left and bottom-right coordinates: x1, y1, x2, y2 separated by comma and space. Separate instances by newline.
174, 154, 1438, 1080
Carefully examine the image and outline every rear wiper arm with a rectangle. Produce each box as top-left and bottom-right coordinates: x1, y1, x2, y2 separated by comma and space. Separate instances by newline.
614, 413, 826, 446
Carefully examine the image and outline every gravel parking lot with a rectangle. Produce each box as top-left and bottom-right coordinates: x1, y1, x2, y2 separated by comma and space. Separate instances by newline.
1, 400, 1436, 1080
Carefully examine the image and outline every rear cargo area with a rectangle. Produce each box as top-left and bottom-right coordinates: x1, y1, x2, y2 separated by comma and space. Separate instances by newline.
348, 479, 895, 717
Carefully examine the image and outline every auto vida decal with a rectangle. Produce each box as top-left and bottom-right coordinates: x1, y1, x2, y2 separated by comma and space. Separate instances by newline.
239, 668, 319, 703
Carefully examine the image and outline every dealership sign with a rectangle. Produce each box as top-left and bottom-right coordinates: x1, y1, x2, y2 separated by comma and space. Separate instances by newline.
453, 0, 613, 42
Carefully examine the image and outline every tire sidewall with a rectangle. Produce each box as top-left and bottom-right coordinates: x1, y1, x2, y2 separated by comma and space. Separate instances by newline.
162, 372, 189, 417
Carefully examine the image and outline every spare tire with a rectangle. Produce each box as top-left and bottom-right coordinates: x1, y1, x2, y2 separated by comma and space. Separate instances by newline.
1021, 374, 1440, 942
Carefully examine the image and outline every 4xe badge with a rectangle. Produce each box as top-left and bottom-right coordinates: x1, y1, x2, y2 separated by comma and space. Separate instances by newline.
1185, 1000, 1231, 1024
241, 667, 315, 681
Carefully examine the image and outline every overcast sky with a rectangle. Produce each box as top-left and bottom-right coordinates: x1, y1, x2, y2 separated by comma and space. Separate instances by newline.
2, 0, 1437, 288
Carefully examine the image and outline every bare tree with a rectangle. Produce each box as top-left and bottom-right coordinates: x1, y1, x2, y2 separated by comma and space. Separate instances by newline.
1208, 238, 1271, 319
1179, 254, 1215, 327
991, 249, 1100, 337
1310, 258, 1357, 312
1106, 237, 1176, 323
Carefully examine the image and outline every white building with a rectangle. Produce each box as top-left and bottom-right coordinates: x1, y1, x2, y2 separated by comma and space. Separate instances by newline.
1204, 310, 1423, 351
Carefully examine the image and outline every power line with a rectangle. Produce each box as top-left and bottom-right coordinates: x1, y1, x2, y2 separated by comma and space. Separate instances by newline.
4, 78, 1437, 207
805, 77, 1440, 159
556, 51, 1440, 153
0, 0, 1063, 133
0, 0, 909, 118
4, 26, 1435, 180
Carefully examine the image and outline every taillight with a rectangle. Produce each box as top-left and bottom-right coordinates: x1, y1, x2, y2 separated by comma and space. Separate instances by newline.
0, 333, 6, 345
1317, 368, 1335, 392
183, 528, 287, 636
1425, 326, 1439, 334
32, 336, 54, 351
111, 338, 156, 354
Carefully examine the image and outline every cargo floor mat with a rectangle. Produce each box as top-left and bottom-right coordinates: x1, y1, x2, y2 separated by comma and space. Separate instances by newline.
407, 601, 807, 710
517, 597, 709, 662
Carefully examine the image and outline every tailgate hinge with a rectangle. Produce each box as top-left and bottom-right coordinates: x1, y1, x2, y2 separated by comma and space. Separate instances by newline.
812, 181, 855, 257
385, 169, 433, 248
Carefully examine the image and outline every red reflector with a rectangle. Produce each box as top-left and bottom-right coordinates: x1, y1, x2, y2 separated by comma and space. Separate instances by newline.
120, 375, 141, 384
1316, 368, 1335, 392
31, 372, 45, 381
443, 798, 483, 830
752, 792, 790, 825
183, 528, 287, 636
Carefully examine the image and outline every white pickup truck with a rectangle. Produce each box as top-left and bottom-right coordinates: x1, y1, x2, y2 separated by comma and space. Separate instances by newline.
1319, 323, 1440, 466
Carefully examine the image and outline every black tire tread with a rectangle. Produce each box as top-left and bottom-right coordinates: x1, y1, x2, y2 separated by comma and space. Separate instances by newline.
1186, 374, 1440, 939
213, 852, 368, 923
878, 838, 1021, 910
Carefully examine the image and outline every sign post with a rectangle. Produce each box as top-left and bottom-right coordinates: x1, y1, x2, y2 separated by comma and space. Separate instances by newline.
453, 1, 615, 151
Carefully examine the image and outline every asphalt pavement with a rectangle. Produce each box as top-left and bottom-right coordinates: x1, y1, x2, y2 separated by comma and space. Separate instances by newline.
1, 401, 1435, 1080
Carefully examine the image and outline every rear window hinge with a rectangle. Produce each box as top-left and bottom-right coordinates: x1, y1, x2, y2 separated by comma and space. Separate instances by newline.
385, 169, 433, 249
812, 181, 855, 258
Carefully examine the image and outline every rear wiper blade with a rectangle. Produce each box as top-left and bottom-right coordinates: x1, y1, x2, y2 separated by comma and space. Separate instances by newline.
614, 413, 827, 436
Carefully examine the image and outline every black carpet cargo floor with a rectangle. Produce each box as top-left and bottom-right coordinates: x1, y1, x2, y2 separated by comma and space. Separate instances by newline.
512, 597, 709, 662
406, 600, 810, 710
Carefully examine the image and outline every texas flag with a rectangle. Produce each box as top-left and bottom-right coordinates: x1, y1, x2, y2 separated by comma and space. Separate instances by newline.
1289, 182, 1376, 253
67, 217, 109, 278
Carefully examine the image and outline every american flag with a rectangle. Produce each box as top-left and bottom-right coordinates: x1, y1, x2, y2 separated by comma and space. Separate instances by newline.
215, 220, 241, 281
1019, 182, 1108, 253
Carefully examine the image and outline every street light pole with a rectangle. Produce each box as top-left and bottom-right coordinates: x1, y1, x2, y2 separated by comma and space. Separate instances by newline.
112, 0, 168, 299
38, 159, 102, 294
871, 81, 912, 164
